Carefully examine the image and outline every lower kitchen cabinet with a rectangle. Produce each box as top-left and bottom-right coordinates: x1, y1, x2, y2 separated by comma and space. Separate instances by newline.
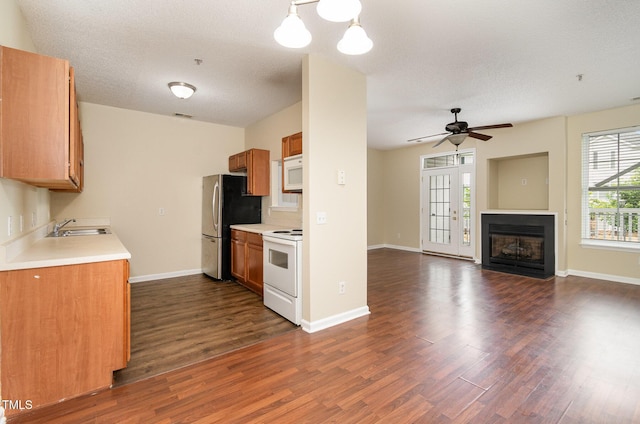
0, 259, 130, 416
231, 229, 264, 296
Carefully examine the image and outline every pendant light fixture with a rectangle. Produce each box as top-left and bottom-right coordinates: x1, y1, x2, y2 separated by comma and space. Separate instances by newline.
273, 3, 312, 48
316, 0, 361, 22
168, 82, 197, 99
274, 0, 372, 55
337, 17, 373, 55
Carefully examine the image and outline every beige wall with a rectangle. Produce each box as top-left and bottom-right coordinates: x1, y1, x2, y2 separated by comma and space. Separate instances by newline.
375, 116, 568, 269
245, 102, 303, 228
477, 117, 568, 270
367, 148, 385, 246
51, 103, 245, 278
566, 103, 640, 281
490, 153, 549, 210
303, 55, 368, 326
0, 0, 51, 246
374, 109, 640, 282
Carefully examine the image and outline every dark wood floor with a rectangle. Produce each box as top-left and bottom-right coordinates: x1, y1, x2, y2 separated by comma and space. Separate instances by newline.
113, 275, 297, 386
11, 249, 640, 423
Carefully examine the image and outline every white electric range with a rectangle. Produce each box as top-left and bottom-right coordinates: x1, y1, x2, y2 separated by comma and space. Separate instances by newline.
262, 229, 302, 325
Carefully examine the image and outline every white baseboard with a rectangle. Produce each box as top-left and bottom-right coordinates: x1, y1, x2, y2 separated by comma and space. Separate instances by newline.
567, 269, 640, 286
301, 306, 370, 333
129, 268, 203, 283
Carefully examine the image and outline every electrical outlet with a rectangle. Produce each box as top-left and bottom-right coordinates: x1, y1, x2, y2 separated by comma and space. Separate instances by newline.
316, 211, 327, 224
338, 281, 346, 294
158, 207, 166, 216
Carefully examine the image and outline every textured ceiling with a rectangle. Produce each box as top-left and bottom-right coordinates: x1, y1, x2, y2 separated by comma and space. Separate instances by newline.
15, 0, 640, 150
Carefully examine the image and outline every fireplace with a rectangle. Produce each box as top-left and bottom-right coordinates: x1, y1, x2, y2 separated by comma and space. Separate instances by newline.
481, 213, 555, 279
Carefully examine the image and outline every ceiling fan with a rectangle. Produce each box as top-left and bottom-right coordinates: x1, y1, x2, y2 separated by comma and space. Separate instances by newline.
408, 108, 513, 149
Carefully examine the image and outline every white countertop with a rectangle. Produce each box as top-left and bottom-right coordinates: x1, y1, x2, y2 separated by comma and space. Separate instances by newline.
0, 225, 131, 271
229, 223, 296, 234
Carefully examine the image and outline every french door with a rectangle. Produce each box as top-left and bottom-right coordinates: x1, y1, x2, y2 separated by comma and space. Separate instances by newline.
421, 150, 475, 258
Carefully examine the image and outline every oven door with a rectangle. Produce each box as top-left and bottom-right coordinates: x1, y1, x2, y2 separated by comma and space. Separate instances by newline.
263, 236, 299, 297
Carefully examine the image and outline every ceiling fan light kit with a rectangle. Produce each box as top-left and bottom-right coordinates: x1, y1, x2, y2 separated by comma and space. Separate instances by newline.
408, 108, 513, 150
275, 0, 372, 55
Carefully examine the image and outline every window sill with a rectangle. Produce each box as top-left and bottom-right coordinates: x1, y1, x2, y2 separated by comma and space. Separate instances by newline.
580, 239, 640, 253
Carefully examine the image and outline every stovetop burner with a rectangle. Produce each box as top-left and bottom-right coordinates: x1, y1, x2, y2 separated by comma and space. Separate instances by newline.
264, 228, 303, 241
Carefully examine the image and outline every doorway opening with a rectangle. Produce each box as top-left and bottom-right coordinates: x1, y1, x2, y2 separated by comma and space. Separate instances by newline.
420, 149, 476, 259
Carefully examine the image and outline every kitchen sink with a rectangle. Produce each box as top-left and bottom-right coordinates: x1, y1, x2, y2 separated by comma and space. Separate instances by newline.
47, 228, 111, 237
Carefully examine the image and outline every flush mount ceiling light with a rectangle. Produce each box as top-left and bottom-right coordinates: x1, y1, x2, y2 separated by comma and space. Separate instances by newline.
274, 0, 372, 55
168, 82, 197, 99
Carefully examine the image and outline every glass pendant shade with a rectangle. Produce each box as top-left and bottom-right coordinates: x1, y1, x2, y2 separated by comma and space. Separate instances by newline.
168, 82, 196, 99
317, 0, 362, 22
337, 19, 373, 55
274, 5, 312, 48
448, 134, 468, 145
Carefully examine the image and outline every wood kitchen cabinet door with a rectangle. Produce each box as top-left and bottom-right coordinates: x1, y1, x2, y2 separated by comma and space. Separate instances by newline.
228, 149, 270, 196
246, 149, 270, 196
0, 46, 83, 191
282, 132, 302, 158
228, 151, 247, 172
245, 232, 264, 296
230, 230, 264, 296
0, 260, 128, 416
231, 229, 247, 281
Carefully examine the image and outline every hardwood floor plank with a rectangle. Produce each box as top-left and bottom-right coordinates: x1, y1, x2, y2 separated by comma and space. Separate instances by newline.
9, 249, 640, 423
113, 275, 297, 386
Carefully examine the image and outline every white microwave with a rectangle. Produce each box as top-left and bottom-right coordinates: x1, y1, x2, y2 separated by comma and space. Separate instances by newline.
283, 154, 302, 192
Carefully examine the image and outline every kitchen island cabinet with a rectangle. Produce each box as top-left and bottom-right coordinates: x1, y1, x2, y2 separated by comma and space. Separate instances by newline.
0, 259, 130, 416
231, 229, 263, 296
0, 46, 83, 191
228, 148, 270, 196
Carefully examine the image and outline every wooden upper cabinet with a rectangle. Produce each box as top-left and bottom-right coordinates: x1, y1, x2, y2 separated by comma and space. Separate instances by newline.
282, 132, 302, 158
228, 148, 270, 196
0, 46, 83, 191
228, 151, 247, 172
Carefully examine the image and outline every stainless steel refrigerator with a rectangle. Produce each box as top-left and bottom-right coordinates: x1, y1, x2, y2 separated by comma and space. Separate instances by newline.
202, 174, 262, 280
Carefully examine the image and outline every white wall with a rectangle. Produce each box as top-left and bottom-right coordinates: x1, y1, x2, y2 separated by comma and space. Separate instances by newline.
302, 55, 369, 329
0, 0, 51, 246
51, 103, 244, 278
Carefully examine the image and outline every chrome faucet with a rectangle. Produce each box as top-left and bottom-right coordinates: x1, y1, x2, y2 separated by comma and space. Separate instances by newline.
53, 218, 76, 235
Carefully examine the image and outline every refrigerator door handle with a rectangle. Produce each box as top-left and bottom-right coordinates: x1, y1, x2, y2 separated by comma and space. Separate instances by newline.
212, 180, 220, 233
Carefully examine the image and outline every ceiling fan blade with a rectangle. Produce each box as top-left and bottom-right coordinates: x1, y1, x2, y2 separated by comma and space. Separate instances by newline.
467, 131, 492, 141
467, 123, 513, 131
432, 135, 450, 148
407, 132, 449, 143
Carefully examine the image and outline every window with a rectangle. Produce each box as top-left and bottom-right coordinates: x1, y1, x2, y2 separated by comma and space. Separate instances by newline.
270, 160, 299, 210
582, 126, 640, 246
